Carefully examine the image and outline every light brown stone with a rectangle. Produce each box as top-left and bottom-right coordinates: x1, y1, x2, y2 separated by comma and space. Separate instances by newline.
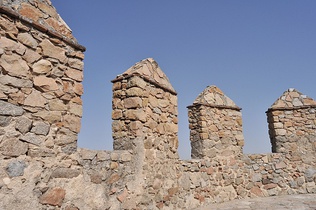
0, 54, 30, 78
49, 99, 67, 111
69, 103, 82, 117
73, 83, 83, 96
39, 187, 66, 206
126, 87, 144, 96
32, 59, 52, 74
112, 110, 123, 120
0, 16, 18, 35
263, 183, 277, 190
107, 173, 120, 184
24, 90, 46, 107
63, 114, 81, 133
65, 68, 83, 82
0, 37, 26, 55
90, 172, 102, 184
23, 48, 41, 64
17, 33, 38, 49
0, 138, 28, 157
40, 39, 67, 62
34, 76, 59, 92
250, 186, 263, 196
68, 58, 84, 70
19, 3, 43, 22
117, 188, 128, 203
33, 111, 62, 123
125, 109, 147, 122
123, 97, 142, 109
9, 91, 25, 104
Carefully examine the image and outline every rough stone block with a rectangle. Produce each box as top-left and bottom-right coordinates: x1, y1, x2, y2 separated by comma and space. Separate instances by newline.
6, 160, 27, 177
0, 100, 24, 116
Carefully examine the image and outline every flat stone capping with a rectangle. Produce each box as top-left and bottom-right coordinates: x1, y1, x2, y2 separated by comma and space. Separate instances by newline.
266, 105, 316, 113
111, 72, 178, 95
187, 103, 242, 111
0, 6, 86, 52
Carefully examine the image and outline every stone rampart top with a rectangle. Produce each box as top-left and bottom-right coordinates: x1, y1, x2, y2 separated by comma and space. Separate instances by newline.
112, 58, 177, 95
188, 85, 241, 110
0, 0, 85, 51
268, 88, 316, 111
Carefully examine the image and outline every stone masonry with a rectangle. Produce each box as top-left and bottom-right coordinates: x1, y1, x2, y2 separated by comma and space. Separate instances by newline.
267, 88, 316, 164
0, 1, 315, 210
188, 86, 244, 159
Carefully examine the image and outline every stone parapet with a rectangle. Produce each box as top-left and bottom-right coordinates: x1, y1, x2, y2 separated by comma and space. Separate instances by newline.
267, 88, 316, 164
0, 1, 315, 209
0, 3, 85, 157
111, 58, 178, 160
188, 86, 244, 159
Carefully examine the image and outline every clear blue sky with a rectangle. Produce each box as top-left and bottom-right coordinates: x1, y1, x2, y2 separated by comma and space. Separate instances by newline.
51, 0, 316, 159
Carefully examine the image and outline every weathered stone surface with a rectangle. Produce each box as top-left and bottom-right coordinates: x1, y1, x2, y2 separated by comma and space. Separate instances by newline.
69, 103, 82, 117
39, 39, 67, 62
19, 3, 43, 22
107, 173, 120, 184
0, 75, 33, 88
117, 188, 128, 203
63, 114, 81, 133
23, 48, 41, 64
6, 160, 27, 177
9, 91, 25, 104
51, 168, 80, 179
68, 58, 84, 70
49, 99, 67, 111
0, 116, 11, 127
39, 187, 66, 206
73, 83, 83, 96
32, 59, 52, 74
0, 54, 30, 78
90, 172, 102, 184
0, 139, 28, 157
65, 68, 83, 82
0, 36, 26, 55
15, 116, 32, 134
0, 100, 24, 116
17, 33, 38, 49
24, 90, 46, 107
55, 128, 77, 146
20, 133, 42, 146
33, 111, 62, 123
31, 121, 50, 135
34, 76, 59, 92
79, 148, 97, 160
123, 97, 142, 109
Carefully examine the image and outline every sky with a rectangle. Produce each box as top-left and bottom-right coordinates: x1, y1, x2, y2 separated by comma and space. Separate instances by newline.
51, 0, 316, 159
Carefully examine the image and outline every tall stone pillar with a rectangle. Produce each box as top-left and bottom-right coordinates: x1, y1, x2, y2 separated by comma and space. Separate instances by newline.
188, 86, 244, 159
0, 1, 85, 157
111, 58, 178, 159
266, 88, 316, 163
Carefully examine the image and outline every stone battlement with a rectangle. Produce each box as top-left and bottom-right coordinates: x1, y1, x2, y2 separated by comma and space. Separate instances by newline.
0, 1, 315, 210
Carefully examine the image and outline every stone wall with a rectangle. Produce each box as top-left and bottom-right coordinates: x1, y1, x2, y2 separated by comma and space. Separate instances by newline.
267, 88, 316, 164
0, 1, 315, 210
188, 86, 244, 159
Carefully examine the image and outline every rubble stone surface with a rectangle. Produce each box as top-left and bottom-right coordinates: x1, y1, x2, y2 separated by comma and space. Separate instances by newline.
0, 1, 315, 210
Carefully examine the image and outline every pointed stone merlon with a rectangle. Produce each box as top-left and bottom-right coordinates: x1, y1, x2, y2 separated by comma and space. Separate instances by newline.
266, 88, 316, 163
187, 86, 244, 159
111, 58, 179, 159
